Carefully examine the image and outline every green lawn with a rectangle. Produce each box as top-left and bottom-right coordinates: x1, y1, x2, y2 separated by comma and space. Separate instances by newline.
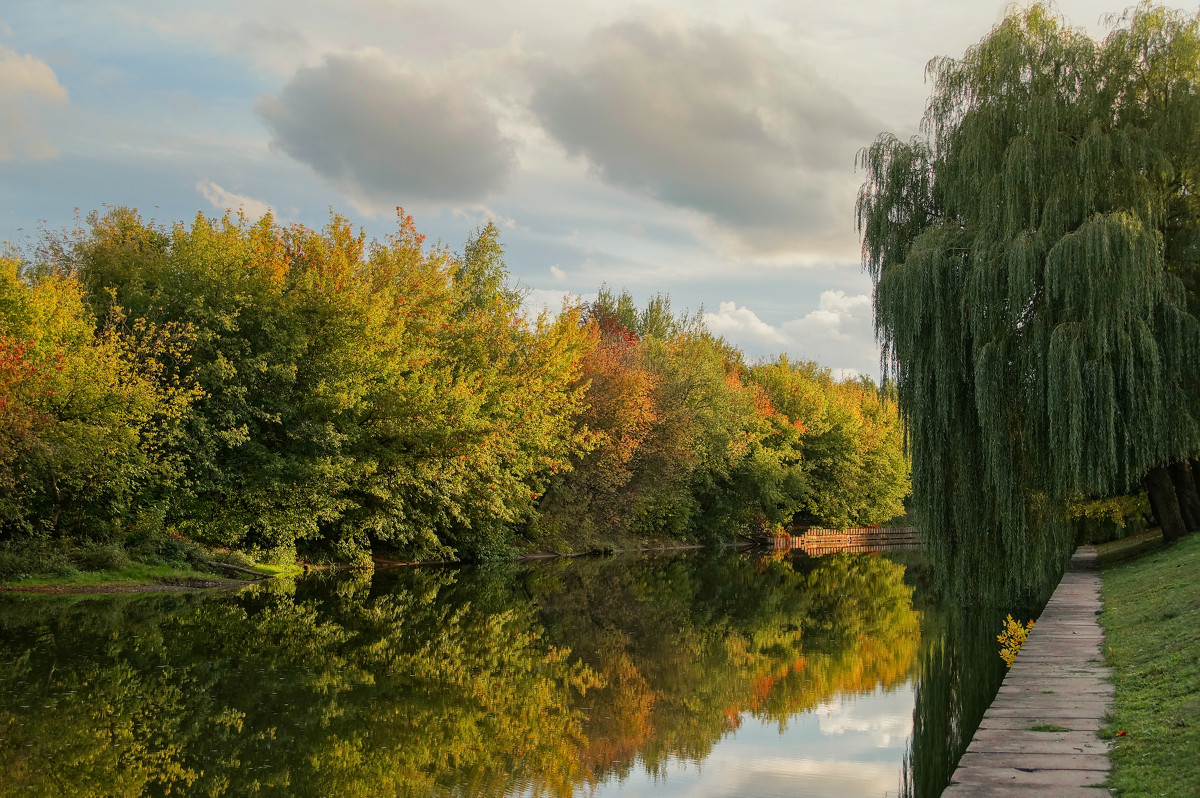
246, 562, 305, 578
1096, 528, 1164, 567
1100, 531, 1200, 796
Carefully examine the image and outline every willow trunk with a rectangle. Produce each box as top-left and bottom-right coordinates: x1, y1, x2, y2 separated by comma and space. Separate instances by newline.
1168, 461, 1200, 533
1146, 465, 1188, 543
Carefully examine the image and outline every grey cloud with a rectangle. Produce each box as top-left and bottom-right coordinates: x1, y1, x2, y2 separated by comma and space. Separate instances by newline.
531, 18, 879, 252
257, 50, 516, 208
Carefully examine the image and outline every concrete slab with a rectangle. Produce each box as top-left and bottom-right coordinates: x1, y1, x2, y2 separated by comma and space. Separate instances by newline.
957, 752, 1110, 771
996, 683, 1114, 695
974, 716, 1105, 731
948, 764, 1109, 787
966, 735, 1110, 756
943, 787, 1111, 797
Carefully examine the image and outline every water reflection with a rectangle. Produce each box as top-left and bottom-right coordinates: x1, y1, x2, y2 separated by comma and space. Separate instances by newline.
899, 593, 1048, 798
0, 551, 926, 797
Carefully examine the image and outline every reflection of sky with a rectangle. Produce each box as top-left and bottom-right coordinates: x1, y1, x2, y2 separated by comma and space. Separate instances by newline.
567, 684, 915, 798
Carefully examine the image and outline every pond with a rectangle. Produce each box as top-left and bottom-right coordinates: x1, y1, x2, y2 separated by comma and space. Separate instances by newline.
0, 550, 1026, 797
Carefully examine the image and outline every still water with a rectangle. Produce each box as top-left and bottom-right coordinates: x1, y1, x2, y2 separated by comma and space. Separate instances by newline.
0, 550, 1017, 797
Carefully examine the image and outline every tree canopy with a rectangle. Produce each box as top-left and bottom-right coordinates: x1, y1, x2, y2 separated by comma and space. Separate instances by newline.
858, 2, 1200, 604
2, 208, 909, 573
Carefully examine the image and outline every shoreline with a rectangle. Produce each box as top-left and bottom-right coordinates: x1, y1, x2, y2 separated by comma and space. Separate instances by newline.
371, 541, 718, 569
0, 536, 926, 593
0, 576, 256, 595
0, 541, 748, 595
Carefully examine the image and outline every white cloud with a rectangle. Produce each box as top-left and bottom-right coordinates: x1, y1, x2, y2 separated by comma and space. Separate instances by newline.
705, 301, 789, 346
522, 287, 588, 320
549, 265, 566, 280
195, 179, 273, 220
703, 291, 878, 377
782, 290, 872, 344
452, 204, 527, 233
0, 45, 69, 161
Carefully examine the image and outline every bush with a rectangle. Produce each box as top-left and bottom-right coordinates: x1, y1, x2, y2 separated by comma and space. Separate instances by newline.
69, 542, 132, 572
0, 541, 78, 581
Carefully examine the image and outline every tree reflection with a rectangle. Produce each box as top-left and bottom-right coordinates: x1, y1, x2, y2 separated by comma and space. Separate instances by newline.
0, 551, 921, 797
899, 598, 1047, 798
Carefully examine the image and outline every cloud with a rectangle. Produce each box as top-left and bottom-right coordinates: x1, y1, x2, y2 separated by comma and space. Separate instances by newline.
782, 289, 872, 344
530, 15, 878, 255
814, 690, 914, 748
521, 287, 588, 320
0, 45, 69, 161
705, 301, 789, 346
549, 264, 566, 280
196, 179, 273, 220
256, 49, 517, 212
704, 290, 878, 375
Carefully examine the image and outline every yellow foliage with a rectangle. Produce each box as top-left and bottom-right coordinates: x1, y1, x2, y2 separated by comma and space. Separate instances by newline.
997, 614, 1035, 668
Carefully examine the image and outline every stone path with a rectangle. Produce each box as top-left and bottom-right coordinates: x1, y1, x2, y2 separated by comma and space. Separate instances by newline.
943, 547, 1113, 796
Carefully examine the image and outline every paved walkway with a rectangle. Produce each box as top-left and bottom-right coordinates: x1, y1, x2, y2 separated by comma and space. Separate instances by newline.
943, 547, 1113, 796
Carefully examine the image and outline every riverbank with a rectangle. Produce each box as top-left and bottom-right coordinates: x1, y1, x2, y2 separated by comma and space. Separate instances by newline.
0, 534, 720, 593
1, 526, 915, 593
0, 539, 306, 594
1099, 530, 1200, 796
0, 573, 254, 594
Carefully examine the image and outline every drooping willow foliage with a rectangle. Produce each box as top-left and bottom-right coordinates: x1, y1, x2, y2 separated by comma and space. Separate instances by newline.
857, 3, 1200, 605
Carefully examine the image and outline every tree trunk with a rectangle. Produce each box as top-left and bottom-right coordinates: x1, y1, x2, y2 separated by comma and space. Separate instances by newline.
1145, 464, 1187, 543
1169, 460, 1200, 532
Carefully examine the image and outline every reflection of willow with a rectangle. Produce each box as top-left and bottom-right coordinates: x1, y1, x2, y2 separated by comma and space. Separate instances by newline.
899, 605, 1038, 798
0, 551, 920, 797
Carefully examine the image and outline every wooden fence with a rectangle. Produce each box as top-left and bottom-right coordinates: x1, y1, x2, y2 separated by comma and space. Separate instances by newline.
771, 526, 921, 556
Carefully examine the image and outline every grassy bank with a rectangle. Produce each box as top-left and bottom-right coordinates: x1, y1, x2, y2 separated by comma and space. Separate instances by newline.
3, 563, 225, 589
1100, 531, 1200, 796
0, 538, 303, 592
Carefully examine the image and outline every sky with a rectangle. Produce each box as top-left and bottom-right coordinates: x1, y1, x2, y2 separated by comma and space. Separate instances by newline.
1, 0, 1189, 377
584, 686, 915, 798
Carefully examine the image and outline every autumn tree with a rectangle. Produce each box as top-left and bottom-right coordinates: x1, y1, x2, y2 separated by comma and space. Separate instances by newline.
48, 210, 592, 560
750, 357, 909, 529
0, 254, 193, 543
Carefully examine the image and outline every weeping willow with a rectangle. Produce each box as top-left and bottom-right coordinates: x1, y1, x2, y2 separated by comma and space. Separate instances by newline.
858, 3, 1200, 605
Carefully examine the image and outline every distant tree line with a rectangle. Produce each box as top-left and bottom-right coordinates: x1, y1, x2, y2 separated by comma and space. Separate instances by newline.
0, 207, 909, 568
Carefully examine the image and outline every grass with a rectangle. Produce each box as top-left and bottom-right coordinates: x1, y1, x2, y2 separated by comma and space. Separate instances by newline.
247, 562, 305, 578
1096, 527, 1164, 567
0, 537, 304, 591
1100, 531, 1200, 797
4, 562, 223, 588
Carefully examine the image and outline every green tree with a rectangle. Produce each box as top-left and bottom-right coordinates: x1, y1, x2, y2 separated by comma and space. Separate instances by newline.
857, 3, 1200, 603
750, 357, 909, 529
0, 254, 193, 543
47, 208, 593, 561
544, 289, 809, 542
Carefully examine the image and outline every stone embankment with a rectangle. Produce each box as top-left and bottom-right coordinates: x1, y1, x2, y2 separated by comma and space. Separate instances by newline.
943, 547, 1113, 796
